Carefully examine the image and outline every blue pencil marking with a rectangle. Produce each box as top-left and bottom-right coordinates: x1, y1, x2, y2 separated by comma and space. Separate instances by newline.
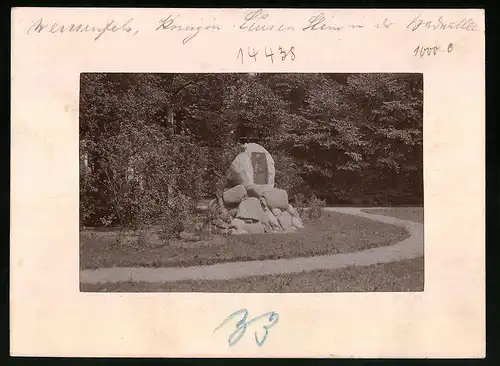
214, 309, 280, 347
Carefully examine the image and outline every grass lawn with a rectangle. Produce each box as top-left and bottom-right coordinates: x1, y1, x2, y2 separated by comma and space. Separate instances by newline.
361, 207, 423, 224
80, 211, 409, 270
81, 257, 424, 292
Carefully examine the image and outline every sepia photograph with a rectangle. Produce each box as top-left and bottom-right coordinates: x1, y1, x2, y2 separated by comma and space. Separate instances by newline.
79, 72, 424, 293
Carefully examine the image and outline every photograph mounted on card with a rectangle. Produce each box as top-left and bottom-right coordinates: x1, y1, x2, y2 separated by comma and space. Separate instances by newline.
78, 71, 425, 294
11, 7, 485, 358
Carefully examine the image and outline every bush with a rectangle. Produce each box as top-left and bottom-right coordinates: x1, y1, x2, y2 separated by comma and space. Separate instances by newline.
306, 195, 326, 219
80, 121, 212, 235
292, 192, 306, 216
157, 193, 195, 242
194, 209, 220, 239
292, 194, 326, 220
294, 192, 306, 206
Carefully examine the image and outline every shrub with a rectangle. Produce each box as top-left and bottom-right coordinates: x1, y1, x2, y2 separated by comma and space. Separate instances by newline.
293, 192, 307, 217
306, 195, 326, 219
157, 192, 195, 243
81, 120, 212, 236
194, 209, 219, 240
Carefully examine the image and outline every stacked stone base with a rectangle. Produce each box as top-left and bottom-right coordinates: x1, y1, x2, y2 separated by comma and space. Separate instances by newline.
209, 184, 305, 235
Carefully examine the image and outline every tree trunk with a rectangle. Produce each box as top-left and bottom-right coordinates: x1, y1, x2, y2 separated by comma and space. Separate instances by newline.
166, 104, 175, 134
167, 105, 174, 125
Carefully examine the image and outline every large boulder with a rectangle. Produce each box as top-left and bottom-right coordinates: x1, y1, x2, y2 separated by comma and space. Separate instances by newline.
265, 207, 281, 230
227, 152, 253, 187
278, 211, 294, 231
263, 188, 289, 210
226, 143, 275, 188
223, 184, 247, 205
236, 197, 268, 223
287, 204, 298, 217
291, 217, 305, 229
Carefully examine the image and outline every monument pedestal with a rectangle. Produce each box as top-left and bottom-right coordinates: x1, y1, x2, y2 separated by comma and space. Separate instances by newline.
213, 143, 305, 235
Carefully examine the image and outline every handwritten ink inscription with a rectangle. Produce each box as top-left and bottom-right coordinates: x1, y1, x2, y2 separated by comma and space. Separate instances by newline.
406, 15, 478, 32
302, 13, 350, 31
214, 309, 279, 347
413, 43, 454, 57
26, 18, 138, 40
237, 46, 295, 64
156, 15, 222, 44
240, 9, 295, 32
23, 9, 480, 58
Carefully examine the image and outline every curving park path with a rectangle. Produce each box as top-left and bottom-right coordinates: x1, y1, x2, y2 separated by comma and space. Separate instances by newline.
80, 207, 424, 285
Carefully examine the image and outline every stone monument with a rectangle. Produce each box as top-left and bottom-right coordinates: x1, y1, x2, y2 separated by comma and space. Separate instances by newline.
211, 142, 305, 235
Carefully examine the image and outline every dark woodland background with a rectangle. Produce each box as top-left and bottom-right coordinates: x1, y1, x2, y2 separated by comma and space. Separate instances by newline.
80, 73, 423, 229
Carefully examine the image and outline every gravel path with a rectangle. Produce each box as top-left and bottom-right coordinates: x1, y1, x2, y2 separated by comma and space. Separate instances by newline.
80, 207, 424, 285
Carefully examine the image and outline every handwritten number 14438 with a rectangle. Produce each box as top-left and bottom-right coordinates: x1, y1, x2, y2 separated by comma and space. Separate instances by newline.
238, 47, 295, 64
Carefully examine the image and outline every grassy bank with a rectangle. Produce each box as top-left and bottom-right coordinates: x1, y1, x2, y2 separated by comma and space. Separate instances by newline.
80, 211, 409, 270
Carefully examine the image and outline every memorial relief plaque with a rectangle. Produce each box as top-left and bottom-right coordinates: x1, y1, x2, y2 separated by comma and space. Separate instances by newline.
251, 152, 268, 185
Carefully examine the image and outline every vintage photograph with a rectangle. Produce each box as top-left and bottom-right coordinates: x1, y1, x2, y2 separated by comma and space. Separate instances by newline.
79, 72, 424, 292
